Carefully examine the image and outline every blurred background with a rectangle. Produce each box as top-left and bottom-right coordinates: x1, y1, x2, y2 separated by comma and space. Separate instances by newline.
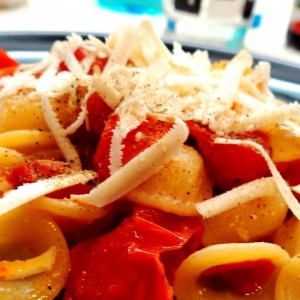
0, 0, 300, 67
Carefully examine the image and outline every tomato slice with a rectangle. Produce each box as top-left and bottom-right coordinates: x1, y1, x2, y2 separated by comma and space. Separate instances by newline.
64, 205, 203, 300
187, 121, 270, 192
201, 259, 276, 296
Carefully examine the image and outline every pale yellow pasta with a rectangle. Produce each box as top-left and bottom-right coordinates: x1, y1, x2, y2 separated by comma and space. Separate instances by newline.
0, 130, 56, 154
125, 144, 212, 216
268, 127, 300, 162
202, 193, 288, 246
275, 255, 300, 300
273, 217, 300, 256
0, 147, 24, 169
0, 206, 69, 300
30, 195, 110, 222
0, 91, 81, 133
174, 242, 290, 300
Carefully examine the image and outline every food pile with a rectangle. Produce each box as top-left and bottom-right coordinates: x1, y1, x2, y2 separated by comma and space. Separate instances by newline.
0, 19, 300, 299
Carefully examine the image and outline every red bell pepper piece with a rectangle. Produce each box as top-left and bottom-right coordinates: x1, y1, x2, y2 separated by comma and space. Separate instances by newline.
64, 205, 203, 300
187, 121, 271, 192
200, 259, 276, 296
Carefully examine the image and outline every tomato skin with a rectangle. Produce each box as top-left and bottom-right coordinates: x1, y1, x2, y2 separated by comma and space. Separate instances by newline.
187, 121, 270, 192
64, 205, 203, 300
201, 259, 276, 296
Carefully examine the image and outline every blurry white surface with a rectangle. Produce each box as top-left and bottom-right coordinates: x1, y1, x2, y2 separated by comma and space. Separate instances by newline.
0, 0, 166, 34
0, 0, 299, 65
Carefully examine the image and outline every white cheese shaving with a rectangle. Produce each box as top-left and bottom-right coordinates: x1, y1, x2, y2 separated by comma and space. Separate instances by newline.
40, 94, 82, 170
93, 74, 122, 109
0, 170, 96, 217
196, 177, 278, 218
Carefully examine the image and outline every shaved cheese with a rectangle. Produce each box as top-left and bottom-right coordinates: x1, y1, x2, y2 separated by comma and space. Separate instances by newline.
40, 94, 82, 170
73, 117, 188, 207
0, 170, 96, 217
93, 74, 122, 109
214, 138, 300, 220
104, 25, 138, 72
0, 247, 56, 281
204, 50, 253, 123
196, 177, 278, 218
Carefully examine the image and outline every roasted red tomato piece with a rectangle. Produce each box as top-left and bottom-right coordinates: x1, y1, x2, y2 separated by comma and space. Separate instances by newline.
0, 48, 19, 78
0, 48, 19, 69
64, 205, 203, 300
93, 113, 120, 182
200, 259, 276, 296
86, 92, 113, 136
7, 159, 90, 198
187, 121, 270, 191
93, 114, 174, 182
121, 116, 173, 165
276, 158, 300, 186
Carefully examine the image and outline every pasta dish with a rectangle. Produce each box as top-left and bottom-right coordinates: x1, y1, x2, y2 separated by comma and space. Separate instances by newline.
0, 19, 300, 299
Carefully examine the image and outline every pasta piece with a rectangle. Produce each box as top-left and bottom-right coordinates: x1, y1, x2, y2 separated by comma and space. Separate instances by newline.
275, 255, 300, 300
174, 242, 290, 299
202, 193, 288, 246
0, 91, 81, 133
126, 145, 212, 216
0, 147, 24, 169
30, 196, 110, 222
0, 206, 69, 300
273, 217, 300, 256
0, 130, 56, 154
268, 127, 300, 162
0, 247, 56, 281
